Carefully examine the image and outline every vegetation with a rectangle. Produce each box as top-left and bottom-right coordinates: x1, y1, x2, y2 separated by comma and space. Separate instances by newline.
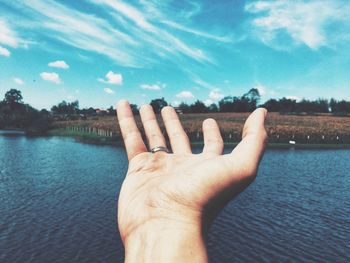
51, 111, 350, 146
0, 89, 52, 134
1, 87, 350, 145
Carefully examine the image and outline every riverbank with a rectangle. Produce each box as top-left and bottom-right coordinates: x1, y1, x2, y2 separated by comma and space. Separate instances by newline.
49, 128, 350, 149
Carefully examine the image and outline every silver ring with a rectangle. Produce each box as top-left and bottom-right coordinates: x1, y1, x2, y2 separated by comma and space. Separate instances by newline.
150, 146, 169, 153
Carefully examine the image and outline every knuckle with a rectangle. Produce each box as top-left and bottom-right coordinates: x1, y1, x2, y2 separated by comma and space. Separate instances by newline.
170, 131, 187, 139
205, 137, 223, 145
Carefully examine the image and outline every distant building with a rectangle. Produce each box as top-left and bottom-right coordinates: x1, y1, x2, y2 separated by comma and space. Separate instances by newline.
174, 107, 183, 114
95, 108, 110, 115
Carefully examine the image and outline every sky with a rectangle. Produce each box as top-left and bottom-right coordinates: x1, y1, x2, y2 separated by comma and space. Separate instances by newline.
0, 0, 350, 110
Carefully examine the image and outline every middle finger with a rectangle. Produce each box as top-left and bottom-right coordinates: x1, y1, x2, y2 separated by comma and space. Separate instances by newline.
139, 104, 167, 151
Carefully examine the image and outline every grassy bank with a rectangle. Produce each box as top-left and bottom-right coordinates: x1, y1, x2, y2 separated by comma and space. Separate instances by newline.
51, 112, 350, 145
49, 128, 350, 150
48, 128, 124, 146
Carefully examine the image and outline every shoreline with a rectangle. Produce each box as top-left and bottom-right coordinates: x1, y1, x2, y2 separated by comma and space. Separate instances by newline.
47, 128, 350, 150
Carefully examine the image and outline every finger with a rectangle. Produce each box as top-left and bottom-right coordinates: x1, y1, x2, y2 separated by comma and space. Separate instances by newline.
202, 118, 223, 155
116, 100, 147, 161
139, 104, 167, 151
161, 106, 191, 154
223, 108, 268, 178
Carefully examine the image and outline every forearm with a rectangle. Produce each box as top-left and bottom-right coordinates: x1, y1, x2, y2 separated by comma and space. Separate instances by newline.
123, 221, 208, 263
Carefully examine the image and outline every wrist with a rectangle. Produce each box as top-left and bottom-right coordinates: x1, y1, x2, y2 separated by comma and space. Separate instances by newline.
123, 219, 208, 263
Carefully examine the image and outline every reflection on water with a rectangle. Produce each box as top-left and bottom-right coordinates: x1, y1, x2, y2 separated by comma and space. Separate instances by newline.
1, 135, 349, 262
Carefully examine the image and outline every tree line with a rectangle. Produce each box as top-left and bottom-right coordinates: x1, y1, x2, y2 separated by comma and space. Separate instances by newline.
47, 88, 350, 115
148, 89, 350, 114
1, 88, 350, 134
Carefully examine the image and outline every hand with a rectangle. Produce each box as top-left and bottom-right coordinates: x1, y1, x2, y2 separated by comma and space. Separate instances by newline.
116, 100, 267, 263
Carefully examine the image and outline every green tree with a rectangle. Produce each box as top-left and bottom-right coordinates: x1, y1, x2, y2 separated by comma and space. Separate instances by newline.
243, 88, 260, 111
4, 89, 23, 105
130, 104, 139, 115
150, 98, 168, 113
178, 102, 190, 113
190, 100, 208, 113
208, 103, 219, 112
51, 100, 79, 114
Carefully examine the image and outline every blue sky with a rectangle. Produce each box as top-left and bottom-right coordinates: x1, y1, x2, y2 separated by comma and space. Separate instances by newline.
1, 0, 350, 110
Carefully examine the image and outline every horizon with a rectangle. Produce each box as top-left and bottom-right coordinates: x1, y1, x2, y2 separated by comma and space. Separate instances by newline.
1, 0, 350, 110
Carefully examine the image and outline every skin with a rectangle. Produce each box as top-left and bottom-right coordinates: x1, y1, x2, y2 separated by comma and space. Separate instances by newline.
116, 100, 268, 263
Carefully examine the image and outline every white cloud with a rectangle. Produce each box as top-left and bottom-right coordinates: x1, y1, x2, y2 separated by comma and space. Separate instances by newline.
49, 60, 69, 69
245, 1, 350, 50
40, 72, 61, 84
140, 84, 160, 90
176, 91, 194, 99
13, 78, 24, 85
209, 89, 224, 100
140, 82, 166, 90
104, 87, 115, 94
98, 71, 123, 85
0, 46, 10, 57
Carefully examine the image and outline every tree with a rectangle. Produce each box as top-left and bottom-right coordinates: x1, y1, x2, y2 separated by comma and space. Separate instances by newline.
0, 89, 52, 133
243, 88, 260, 111
279, 97, 296, 113
51, 100, 79, 114
190, 100, 208, 113
4, 89, 23, 105
178, 102, 190, 113
130, 104, 139, 115
263, 99, 280, 112
150, 98, 168, 113
218, 96, 234, 112
330, 99, 350, 113
208, 103, 219, 113
108, 106, 115, 116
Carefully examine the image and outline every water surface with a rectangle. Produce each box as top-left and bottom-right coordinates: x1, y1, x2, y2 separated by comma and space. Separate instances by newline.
0, 135, 349, 262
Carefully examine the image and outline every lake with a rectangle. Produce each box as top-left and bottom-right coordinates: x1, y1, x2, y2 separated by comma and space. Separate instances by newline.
0, 134, 349, 262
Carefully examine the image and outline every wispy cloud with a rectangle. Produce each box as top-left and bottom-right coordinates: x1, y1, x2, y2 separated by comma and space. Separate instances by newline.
140, 82, 166, 90
98, 71, 123, 85
13, 77, 24, 85
40, 72, 61, 84
49, 60, 69, 69
0, 19, 19, 48
92, 0, 210, 62
161, 20, 231, 43
176, 91, 195, 99
0, 46, 10, 57
193, 78, 217, 90
245, 0, 350, 50
104, 87, 115, 94
2, 0, 229, 67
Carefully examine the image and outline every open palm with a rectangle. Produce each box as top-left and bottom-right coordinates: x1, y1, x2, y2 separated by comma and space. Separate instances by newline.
116, 101, 267, 248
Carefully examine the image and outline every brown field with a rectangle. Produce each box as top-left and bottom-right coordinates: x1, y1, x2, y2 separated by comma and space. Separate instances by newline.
52, 112, 350, 144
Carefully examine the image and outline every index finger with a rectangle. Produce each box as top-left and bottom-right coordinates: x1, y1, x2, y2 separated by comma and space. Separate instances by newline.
116, 100, 147, 161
